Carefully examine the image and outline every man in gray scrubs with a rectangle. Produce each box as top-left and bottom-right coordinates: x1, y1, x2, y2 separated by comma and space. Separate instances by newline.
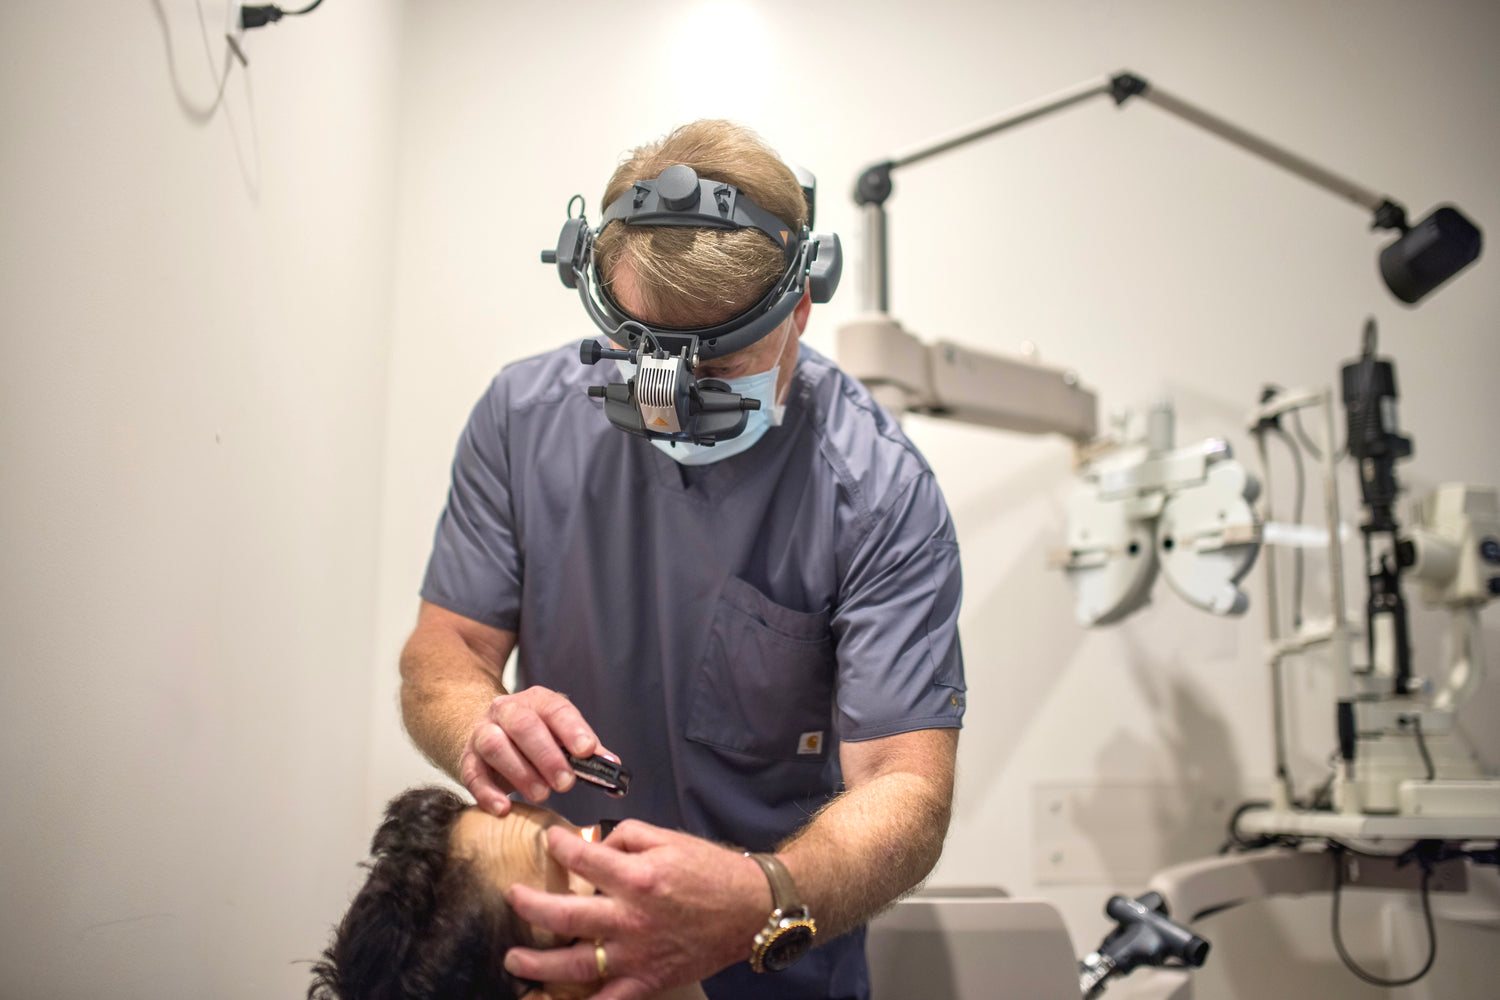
400, 120, 965, 1000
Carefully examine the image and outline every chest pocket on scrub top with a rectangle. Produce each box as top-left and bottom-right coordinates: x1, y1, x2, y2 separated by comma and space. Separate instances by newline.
685, 575, 835, 761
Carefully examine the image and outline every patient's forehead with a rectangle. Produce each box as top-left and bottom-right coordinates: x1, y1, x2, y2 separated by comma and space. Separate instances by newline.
450, 802, 595, 901
451, 802, 571, 866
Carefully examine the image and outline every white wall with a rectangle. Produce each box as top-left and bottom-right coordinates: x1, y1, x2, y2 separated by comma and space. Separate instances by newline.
3, 2, 1494, 995
0, 2, 402, 996
373, 0, 1500, 952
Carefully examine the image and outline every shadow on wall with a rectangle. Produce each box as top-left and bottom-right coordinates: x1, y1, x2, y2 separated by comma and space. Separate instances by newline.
1068, 627, 1247, 884
1157, 379, 1260, 437
149, 0, 262, 197
945, 446, 1084, 825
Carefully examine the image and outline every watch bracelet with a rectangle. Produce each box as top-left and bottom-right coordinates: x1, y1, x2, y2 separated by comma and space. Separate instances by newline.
745, 852, 816, 973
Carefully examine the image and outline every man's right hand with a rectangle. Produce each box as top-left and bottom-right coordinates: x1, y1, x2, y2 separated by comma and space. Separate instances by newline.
459, 686, 609, 816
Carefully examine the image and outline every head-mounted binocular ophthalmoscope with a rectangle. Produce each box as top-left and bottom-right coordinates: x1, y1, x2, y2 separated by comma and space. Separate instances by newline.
579, 329, 763, 444
542, 163, 842, 446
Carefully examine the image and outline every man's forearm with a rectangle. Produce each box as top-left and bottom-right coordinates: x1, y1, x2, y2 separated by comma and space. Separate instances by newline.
503, 729, 957, 992
399, 627, 508, 778
775, 730, 956, 940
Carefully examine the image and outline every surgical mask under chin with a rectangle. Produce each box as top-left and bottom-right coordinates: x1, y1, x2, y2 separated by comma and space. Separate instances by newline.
613, 358, 785, 466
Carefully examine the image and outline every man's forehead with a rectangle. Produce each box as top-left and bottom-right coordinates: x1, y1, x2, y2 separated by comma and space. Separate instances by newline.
605, 258, 793, 371
608, 259, 778, 350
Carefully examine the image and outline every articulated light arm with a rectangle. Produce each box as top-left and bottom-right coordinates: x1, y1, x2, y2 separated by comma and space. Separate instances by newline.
853, 69, 1482, 310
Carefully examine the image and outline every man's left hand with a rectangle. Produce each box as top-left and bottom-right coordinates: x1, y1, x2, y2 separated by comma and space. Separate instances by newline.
503, 820, 771, 999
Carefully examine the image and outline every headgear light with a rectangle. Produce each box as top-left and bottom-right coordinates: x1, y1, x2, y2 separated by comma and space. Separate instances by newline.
541, 164, 842, 446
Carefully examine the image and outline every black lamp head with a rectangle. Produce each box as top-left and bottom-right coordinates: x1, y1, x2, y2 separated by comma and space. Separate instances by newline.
1379, 205, 1482, 305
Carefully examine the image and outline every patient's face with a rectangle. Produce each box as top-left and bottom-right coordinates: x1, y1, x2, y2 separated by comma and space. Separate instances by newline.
450, 802, 598, 949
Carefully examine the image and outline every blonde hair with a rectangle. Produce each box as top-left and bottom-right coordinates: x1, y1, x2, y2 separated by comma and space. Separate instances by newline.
595, 120, 807, 327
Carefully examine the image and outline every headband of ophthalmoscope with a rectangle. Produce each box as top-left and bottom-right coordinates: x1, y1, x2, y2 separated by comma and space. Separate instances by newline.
541, 163, 843, 362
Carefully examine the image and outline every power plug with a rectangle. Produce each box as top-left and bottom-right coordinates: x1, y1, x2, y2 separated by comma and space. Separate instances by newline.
239, 4, 284, 30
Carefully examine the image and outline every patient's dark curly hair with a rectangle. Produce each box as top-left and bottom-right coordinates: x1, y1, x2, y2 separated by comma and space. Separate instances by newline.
308, 786, 537, 1000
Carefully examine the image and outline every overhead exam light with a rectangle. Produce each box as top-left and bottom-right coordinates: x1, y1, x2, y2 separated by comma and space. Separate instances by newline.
854, 71, 1483, 309
1379, 205, 1483, 304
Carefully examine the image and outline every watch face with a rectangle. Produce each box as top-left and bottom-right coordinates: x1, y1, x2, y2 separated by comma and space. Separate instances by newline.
764, 923, 815, 972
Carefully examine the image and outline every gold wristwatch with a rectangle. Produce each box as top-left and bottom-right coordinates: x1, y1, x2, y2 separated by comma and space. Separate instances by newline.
745, 852, 817, 973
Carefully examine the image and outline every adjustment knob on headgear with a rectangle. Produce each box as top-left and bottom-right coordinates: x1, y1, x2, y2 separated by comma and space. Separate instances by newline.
655, 164, 701, 211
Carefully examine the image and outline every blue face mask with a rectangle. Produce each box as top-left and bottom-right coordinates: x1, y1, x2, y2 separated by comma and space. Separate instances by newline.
614, 351, 787, 466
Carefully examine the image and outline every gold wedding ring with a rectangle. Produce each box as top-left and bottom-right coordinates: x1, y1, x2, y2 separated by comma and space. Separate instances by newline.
594, 940, 609, 979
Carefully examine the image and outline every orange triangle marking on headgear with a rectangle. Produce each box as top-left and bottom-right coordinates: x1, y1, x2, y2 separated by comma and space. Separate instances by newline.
779, 230, 789, 243
651, 416, 670, 426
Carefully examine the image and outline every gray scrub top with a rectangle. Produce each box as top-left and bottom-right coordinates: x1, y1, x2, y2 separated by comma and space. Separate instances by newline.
422, 340, 965, 1000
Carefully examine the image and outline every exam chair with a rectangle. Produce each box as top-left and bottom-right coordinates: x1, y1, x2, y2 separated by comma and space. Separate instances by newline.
866, 886, 1080, 1000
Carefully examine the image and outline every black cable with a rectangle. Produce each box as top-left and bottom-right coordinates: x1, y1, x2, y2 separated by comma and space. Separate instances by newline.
1219, 801, 1305, 854
1222, 836, 1500, 988
241, 0, 325, 30
1329, 845, 1437, 987
1304, 755, 1338, 811
1410, 716, 1436, 781
1220, 800, 1267, 853
1356, 530, 1374, 675
615, 321, 663, 357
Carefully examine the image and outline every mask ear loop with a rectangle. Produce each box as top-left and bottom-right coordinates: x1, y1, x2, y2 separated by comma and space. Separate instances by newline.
770, 319, 796, 416
739, 318, 796, 422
